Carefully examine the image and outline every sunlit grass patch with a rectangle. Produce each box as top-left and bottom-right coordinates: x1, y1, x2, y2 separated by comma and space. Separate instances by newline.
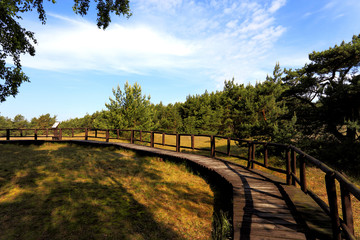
0, 143, 214, 240
304, 165, 360, 239
96, 130, 360, 237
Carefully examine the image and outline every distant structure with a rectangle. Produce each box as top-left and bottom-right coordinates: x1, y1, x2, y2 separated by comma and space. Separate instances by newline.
52, 122, 61, 140
52, 122, 60, 129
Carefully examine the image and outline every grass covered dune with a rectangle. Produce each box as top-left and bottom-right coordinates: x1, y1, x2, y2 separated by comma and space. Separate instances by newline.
0, 143, 215, 240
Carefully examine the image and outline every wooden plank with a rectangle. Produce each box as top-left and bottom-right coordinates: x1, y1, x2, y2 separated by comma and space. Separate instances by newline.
240, 216, 298, 225
238, 222, 302, 231
249, 230, 307, 240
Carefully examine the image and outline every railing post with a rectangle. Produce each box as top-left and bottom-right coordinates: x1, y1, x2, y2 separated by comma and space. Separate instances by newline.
291, 148, 297, 186
247, 142, 252, 169
46, 129, 48, 138
6, 129, 10, 140
116, 129, 119, 139
130, 130, 134, 144
162, 133, 165, 146
191, 134, 194, 150
251, 143, 255, 169
85, 128, 88, 140
325, 172, 341, 240
72, 128, 74, 137
264, 143, 268, 167
340, 182, 354, 236
59, 129, 62, 140
34, 129, 37, 140
20, 129, 23, 137
95, 129, 98, 138
106, 130, 109, 142
286, 147, 291, 185
176, 133, 180, 152
227, 137, 231, 156
139, 130, 142, 142
211, 135, 215, 157
299, 154, 307, 193
53, 129, 58, 140
151, 131, 154, 148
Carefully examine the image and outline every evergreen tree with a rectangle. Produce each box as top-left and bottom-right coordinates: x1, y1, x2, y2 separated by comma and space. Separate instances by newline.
105, 82, 153, 130
224, 64, 296, 143
12, 114, 29, 129
92, 111, 111, 129
283, 34, 360, 143
179, 91, 224, 135
0, 115, 14, 128
30, 114, 56, 129
153, 102, 182, 133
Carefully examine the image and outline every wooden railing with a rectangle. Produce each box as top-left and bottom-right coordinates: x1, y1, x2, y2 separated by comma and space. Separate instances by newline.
1, 128, 359, 240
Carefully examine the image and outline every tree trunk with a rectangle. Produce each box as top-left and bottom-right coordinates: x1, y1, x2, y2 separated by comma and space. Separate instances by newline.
346, 127, 356, 142
327, 124, 345, 143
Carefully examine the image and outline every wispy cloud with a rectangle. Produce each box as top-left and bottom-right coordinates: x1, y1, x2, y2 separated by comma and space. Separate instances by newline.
21, 0, 287, 85
268, 0, 286, 13
302, 0, 359, 21
323, 1, 337, 10
21, 14, 196, 74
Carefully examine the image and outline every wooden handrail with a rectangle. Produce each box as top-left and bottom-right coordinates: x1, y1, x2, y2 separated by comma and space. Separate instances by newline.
1, 127, 359, 239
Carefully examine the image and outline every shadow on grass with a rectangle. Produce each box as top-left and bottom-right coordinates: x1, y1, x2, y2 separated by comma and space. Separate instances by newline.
0, 143, 198, 240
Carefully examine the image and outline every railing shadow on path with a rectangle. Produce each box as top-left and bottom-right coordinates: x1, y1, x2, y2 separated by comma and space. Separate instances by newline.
222, 161, 307, 240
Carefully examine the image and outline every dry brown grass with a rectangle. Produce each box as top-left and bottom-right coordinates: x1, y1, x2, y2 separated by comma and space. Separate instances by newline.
0, 143, 214, 240
2, 129, 359, 238
131, 133, 360, 238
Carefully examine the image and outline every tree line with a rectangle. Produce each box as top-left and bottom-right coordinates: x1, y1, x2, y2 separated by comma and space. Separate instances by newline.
0, 113, 56, 130
1, 35, 359, 175
55, 74, 295, 142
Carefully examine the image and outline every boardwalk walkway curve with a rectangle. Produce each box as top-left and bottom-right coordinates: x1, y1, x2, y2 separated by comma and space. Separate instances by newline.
3, 127, 360, 239
70, 140, 332, 240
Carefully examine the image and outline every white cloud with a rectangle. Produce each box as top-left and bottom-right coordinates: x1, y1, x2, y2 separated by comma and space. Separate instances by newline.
226, 20, 238, 29
302, 0, 360, 22
303, 12, 313, 18
323, 1, 336, 10
268, 0, 286, 13
135, 0, 183, 12
224, 3, 238, 14
334, 13, 344, 19
21, 0, 288, 85
21, 14, 195, 73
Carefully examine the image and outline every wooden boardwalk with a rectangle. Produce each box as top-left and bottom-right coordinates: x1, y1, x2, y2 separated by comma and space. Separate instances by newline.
69, 140, 332, 240
1, 139, 332, 239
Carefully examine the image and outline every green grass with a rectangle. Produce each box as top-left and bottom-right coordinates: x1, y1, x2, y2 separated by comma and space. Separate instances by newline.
0, 143, 215, 240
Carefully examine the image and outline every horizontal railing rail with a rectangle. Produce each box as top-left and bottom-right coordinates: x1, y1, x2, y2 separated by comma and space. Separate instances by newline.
1, 127, 359, 239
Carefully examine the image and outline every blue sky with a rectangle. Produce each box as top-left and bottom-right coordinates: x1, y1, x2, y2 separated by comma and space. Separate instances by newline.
1, 0, 360, 121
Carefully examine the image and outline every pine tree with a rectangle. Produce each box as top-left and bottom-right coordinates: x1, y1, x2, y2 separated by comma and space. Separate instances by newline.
105, 82, 153, 130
